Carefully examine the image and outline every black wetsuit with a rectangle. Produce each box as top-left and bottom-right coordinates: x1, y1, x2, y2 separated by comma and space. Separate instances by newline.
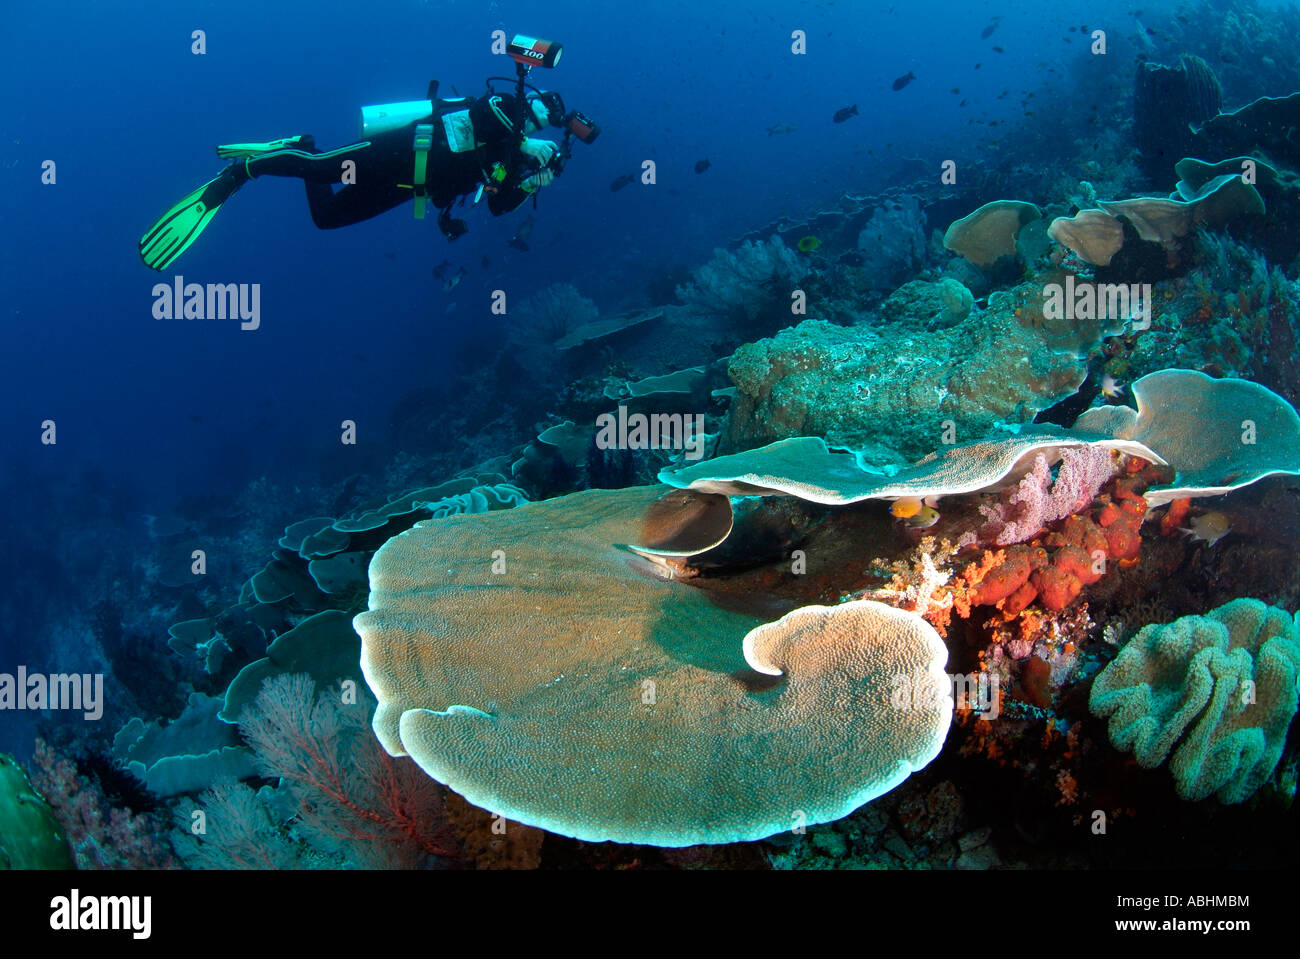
243, 93, 541, 230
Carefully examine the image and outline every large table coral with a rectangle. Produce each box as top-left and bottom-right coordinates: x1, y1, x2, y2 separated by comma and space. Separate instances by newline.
1075, 369, 1300, 503
356, 485, 952, 846
659, 430, 1162, 505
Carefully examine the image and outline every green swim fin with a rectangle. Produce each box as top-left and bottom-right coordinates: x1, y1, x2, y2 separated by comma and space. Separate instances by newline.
216, 135, 310, 159
139, 163, 247, 271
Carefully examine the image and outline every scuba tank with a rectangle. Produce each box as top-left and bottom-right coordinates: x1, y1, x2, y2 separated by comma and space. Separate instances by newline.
359, 100, 433, 137
359, 79, 450, 137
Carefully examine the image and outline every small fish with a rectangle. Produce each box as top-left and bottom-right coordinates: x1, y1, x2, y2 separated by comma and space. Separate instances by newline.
442, 266, 468, 292
432, 259, 450, 278
992, 45, 1005, 53
383, 251, 397, 261
1183, 512, 1231, 546
1101, 374, 1125, 399
766, 122, 797, 136
959, 99, 967, 107
481, 254, 492, 268
980, 21, 1000, 39
950, 87, 960, 94
975, 62, 983, 69
833, 104, 859, 123
890, 496, 941, 529
694, 158, 711, 174
891, 71, 916, 91
609, 172, 636, 192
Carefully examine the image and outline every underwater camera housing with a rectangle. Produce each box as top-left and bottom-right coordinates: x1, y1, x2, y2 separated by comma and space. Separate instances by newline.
563, 109, 600, 144
529, 90, 600, 145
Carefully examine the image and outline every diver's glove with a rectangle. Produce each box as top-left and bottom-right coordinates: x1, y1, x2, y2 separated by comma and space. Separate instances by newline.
519, 137, 559, 166
521, 169, 556, 193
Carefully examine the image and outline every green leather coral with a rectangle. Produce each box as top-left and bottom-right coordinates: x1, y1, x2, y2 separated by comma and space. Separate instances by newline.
356, 485, 952, 846
0, 754, 74, 869
1090, 599, 1300, 803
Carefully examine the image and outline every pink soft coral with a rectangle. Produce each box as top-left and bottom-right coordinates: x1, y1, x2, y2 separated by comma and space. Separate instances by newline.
971, 446, 1119, 546
30, 738, 177, 870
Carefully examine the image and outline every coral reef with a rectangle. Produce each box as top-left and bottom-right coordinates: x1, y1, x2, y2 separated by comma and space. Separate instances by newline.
553, 308, 663, 351
443, 793, 544, 870
1191, 92, 1300, 170
1131, 236, 1300, 408
29, 11, 1300, 871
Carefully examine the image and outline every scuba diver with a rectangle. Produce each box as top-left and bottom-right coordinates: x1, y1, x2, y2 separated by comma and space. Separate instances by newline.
140, 36, 599, 271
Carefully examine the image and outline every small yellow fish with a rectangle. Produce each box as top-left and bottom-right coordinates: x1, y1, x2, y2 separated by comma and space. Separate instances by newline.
890, 497, 941, 528
1183, 511, 1231, 546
